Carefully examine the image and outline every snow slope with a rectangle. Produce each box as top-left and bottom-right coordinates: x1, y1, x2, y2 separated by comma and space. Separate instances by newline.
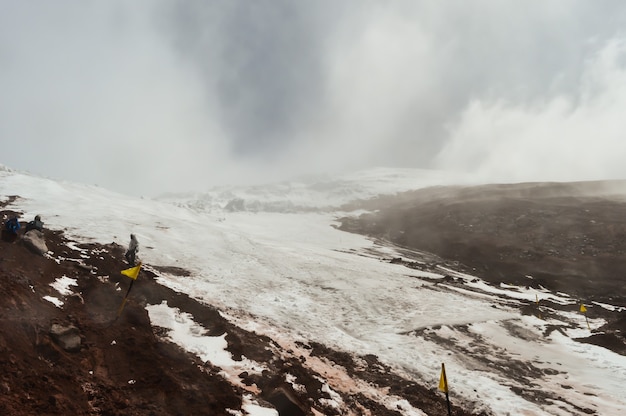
2, 165, 626, 415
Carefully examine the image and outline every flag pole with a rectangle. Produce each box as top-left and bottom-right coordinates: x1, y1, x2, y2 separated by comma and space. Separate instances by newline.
117, 279, 135, 317
439, 363, 452, 416
117, 263, 142, 317
580, 303, 590, 330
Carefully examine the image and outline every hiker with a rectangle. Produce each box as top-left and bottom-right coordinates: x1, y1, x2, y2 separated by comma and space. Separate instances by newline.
2, 216, 21, 242
25, 215, 44, 233
4, 217, 20, 235
125, 234, 139, 266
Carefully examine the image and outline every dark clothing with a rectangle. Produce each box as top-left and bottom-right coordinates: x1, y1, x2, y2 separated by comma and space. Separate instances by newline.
5, 217, 20, 234
25, 219, 43, 233
125, 234, 139, 266
125, 249, 137, 266
2, 217, 20, 242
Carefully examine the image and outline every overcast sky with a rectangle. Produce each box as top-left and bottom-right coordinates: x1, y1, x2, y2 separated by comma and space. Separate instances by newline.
2, 1, 626, 196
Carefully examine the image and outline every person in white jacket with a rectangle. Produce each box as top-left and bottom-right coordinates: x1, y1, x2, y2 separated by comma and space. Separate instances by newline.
125, 234, 139, 266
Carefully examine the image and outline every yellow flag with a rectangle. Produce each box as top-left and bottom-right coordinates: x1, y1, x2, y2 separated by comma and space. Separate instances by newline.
438, 363, 449, 393
580, 303, 587, 313
121, 263, 142, 280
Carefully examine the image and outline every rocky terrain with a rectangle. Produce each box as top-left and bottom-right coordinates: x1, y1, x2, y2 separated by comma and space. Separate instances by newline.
2, 179, 626, 415
338, 180, 626, 356
0, 196, 470, 416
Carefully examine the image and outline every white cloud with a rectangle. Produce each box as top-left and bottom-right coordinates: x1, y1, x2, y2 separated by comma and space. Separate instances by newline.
3, 1, 626, 194
436, 39, 626, 183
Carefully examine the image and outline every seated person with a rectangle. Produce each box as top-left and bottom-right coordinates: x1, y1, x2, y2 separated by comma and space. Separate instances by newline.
4, 217, 20, 234
25, 215, 44, 233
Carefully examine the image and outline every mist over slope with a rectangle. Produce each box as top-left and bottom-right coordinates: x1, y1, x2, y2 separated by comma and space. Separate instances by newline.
339, 179, 626, 303
155, 167, 478, 213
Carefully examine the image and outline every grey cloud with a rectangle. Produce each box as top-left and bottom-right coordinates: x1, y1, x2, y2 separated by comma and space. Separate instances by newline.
163, 1, 340, 157
163, 1, 626, 167
3, 1, 626, 195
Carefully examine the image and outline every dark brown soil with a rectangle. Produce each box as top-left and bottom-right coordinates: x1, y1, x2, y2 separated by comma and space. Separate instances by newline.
1, 197, 474, 416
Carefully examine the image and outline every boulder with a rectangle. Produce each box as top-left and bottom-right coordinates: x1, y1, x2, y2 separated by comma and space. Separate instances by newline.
22, 230, 48, 255
50, 324, 81, 352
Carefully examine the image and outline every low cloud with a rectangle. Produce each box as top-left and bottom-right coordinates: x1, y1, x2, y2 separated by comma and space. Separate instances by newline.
2, 1, 626, 195
436, 40, 626, 183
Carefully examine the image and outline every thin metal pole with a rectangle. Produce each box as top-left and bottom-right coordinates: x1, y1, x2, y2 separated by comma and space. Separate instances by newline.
117, 280, 135, 317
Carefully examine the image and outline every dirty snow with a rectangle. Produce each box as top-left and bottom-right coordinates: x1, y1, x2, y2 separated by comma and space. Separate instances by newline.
2, 166, 626, 415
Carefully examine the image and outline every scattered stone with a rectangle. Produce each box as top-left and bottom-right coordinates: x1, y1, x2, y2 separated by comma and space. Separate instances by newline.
22, 230, 48, 255
50, 324, 81, 352
74, 263, 95, 272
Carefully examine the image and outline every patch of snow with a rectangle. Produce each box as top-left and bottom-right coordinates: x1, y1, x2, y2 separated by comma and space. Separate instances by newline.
285, 373, 306, 393
50, 275, 78, 296
43, 296, 63, 307
592, 301, 625, 312
146, 301, 265, 383
316, 376, 343, 409
65, 241, 88, 253
241, 395, 279, 416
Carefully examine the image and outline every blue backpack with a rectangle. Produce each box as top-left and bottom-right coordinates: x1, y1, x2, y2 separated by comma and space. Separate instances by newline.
5, 217, 20, 234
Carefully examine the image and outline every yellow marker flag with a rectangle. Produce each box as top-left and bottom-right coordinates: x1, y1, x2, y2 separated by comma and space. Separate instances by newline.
580, 304, 587, 313
438, 363, 449, 393
121, 263, 142, 280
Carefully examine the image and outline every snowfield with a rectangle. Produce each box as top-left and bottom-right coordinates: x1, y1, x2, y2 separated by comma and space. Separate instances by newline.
2, 165, 626, 415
